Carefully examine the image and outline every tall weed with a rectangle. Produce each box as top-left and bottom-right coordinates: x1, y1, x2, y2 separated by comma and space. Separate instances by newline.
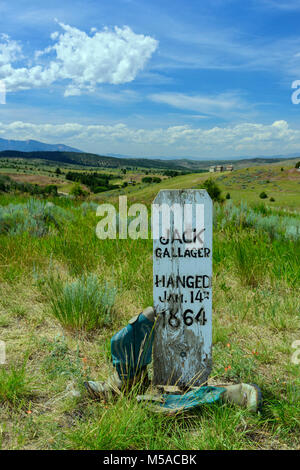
0, 359, 32, 406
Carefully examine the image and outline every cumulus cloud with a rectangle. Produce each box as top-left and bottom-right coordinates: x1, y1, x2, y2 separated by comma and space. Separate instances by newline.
0, 119, 299, 157
0, 23, 158, 95
0, 34, 22, 65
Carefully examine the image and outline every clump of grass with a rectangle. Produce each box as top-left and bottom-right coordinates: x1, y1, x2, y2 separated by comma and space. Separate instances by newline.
48, 274, 117, 331
233, 237, 265, 287
263, 381, 300, 434
0, 359, 31, 406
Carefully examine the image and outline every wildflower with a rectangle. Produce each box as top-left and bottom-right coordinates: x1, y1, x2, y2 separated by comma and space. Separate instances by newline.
82, 357, 88, 363
26, 410, 32, 415
226, 343, 231, 348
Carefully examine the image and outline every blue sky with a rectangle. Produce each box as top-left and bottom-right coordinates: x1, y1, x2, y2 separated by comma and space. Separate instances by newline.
2, 0, 300, 158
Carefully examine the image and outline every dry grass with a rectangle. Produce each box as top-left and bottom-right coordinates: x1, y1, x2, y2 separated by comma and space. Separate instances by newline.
0, 265, 299, 449
4, 173, 65, 186
0, 184, 299, 450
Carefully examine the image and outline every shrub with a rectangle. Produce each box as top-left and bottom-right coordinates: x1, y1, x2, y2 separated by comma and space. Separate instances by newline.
79, 201, 98, 215
152, 177, 162, 183
141, 177, 153, 184
226, 193, 231, 199
259, 191, 268, 199
0, 175, 10, 193
44, 184, 58, 196
270, 197, 275, 202
214, 201, 300, 241
202, 179, 223, 202
70, 184, 88, 198
0, 199, 71, 237
48, 274, 117, 331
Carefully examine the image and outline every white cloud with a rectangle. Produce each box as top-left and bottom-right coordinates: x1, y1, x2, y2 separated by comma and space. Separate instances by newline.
0, 119, 300, 157
0, 23, 158, 95
150, 14, 300, 77
260, 0, 300, 10
0, 34, 22, 65
149, 92, 248, 119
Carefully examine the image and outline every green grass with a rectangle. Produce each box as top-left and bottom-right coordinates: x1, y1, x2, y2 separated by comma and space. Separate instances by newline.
213, 164, 300, 210
0, 359, 32, 406
0, 165, 299, 450
48, 274, 117, 332
56, 388, 255, 450
90, 161, 300, 211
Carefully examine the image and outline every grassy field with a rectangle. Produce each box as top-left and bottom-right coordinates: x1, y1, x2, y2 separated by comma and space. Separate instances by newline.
2, 156, 299, 205
90, 160, 300, 211
0, 162, 299, 450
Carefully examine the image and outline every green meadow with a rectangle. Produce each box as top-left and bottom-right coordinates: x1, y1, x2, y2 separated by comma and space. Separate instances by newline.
0, 161, 299, 450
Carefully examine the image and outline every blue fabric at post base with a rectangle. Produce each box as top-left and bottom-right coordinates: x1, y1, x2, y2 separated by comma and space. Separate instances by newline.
159, 386, 226, 411
110, 313, 225, 408
111, 313, 155, 380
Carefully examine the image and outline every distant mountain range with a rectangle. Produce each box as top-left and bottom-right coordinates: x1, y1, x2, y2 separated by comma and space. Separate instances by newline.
0, 138, 82, 153
0, 139, 299, 162
0, 138, 299, 171
108, 152, 300, 161
0, 149, 299, 172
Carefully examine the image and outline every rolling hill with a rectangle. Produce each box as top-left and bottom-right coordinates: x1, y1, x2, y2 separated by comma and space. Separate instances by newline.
0, 149, 299, 171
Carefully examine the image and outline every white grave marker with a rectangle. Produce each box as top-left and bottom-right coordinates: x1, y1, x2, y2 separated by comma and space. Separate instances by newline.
152, 190, 212, 387
0, 340, 6, 364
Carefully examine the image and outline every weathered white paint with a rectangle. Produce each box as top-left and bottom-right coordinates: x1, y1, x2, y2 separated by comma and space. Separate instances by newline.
153, 190, 212, 387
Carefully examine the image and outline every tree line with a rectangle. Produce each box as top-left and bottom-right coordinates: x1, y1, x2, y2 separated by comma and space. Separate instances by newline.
65, 171, 119, 193
0, 175, 58, 196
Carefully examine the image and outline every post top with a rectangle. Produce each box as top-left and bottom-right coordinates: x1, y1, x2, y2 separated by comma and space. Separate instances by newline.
153, 189, 212, 204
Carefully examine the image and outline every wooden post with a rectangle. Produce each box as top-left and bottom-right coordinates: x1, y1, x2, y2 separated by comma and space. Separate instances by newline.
152, 190, 212, 387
